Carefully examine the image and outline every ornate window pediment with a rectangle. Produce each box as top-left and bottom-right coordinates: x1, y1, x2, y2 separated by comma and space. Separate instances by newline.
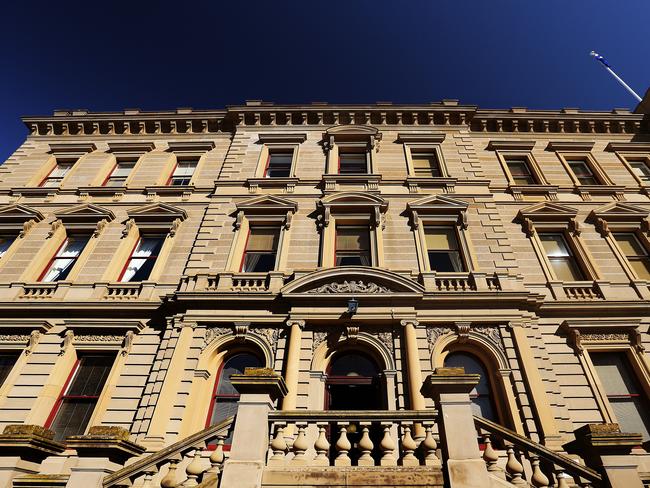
235, 195, 298, 229
0, 204, 44, 237
589, 202, 649, 236
54, 204, 115, 234
48, 143, 97, 158
561, 319, 644, 354
317, 192, 387, 228
126, 202, 187, 234
517, 202, 579, 236
324, 125, 382, 149
407, 195, 469, 228
281, 267, 424, 296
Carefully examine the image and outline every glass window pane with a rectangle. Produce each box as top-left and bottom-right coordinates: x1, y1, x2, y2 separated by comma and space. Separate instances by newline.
630, 259, 650, 280
567, 160, 599, 185
41, 258, 75, 282
629, 160, 650, 178
428, 251, 465, 272
336, 227, 369, 251
507, 159, 537, 185
592, 353, 639, 396
412, 153, 441, 177
216, 354, 263, 395
50, 398, 96, 441
425, 227, 459, 251
122, 257, 155, 282
614, 233, 647, 257
539, 234, 571, 257
67, 355, 115, 396
51, 163, 74, 177
610, 398, 650, 440
174, 161, 197, 176
549, 258, 585, 281
58, 236, 90, 258
247, 228, 279, 251
444, 352, 498, 422
242, 253, 276, 272
266, 153, 293, 178
0, 354, 19, 387
0, 236, 16, 257
339, 153, 367, 174
330, 354, 379, 377
133, 237, 164, 258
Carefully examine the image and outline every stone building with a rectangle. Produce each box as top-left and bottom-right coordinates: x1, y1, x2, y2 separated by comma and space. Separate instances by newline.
0, 100, 648, 488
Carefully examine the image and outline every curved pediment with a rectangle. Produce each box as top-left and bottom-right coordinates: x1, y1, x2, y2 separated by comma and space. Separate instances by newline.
320, 191, 387, 206
325, 125, 380, 138
282, 267, 424, 297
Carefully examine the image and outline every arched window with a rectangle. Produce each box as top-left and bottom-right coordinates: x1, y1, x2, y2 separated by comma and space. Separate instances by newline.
207, 352, 263, 427
326, 352, 383, 410
444, 351, 498, 422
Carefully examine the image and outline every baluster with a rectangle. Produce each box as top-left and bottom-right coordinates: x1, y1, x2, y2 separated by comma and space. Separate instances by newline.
505, 446, 526, 486
400, 423, 419, 466
291, 423, 309, 465
334, 423, 352, 466
205, 436, 225, 479
313, 423, 330, 466
357, 422, 375, 466
555, 469, 571, 488
482, 434, 500, 473
379, 422, 397, 466
160, 460, 179, 488
142, 467, 158, 488
183, 451, 204, 487
421, 422, 440, 466
530, 455, 549, 488
269, 423, 288, 466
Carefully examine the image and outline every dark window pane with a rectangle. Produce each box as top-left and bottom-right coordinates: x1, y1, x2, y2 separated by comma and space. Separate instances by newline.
567, 160, 599, 185
412, 153, 441, 177
329, 354, 379, 377
266, 153, 292, 178
428, 251, 465, 272
67, 356, 114, 396
506, 159, 537, 185
242, 253, 276, 272
127, 258, 157, 281
0, 236, 16, 258
339, 153, 367, 174
50, 399, 96, 441
336, 254, 371, 266
0, 354, 19, 387
216, 354, 263, 395
444, 352, 498, 422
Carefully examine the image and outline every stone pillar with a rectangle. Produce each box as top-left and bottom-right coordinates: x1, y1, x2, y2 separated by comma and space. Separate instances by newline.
400, 319, 426, 439
220, 368, 288, 488
281, 319, 304, 413
64, 426, 145, 488
570, 423, 644, 488
0, 425, 65, 488
421, 367, 491, 488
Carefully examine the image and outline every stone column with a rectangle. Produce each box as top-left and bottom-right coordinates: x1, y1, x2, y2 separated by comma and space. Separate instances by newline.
421, 367, 490, 488
569, 423, 644, 488
0, 425, 65, 488
281, 319, 305, 413
220, 368, 287, 488
400, 319, 426, 439
64, 426, 145, 488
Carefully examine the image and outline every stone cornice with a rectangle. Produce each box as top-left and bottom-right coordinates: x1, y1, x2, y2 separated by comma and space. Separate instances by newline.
23, 103, 647, 136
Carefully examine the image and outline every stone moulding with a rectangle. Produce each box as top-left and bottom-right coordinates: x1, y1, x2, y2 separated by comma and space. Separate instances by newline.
307, 280, 391, 294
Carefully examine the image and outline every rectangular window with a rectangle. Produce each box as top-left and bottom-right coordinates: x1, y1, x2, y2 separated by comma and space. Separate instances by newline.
48, 354, 115, 441
241, 227, 280, 272
119, 236, 164, 282
103, 160, 135, 187
339, 151, 368, 174
412, 151, 442, 177
265, 152, 293, 178
0, 353, 19, 387
506, 158, 537, 185
0, 235, 16, 258
613, 233, 650, 279
566, 159, 599, 185
591, 352, 650, 441
335, 226, 371, 266
168, 159, 197, 186
39, 235, 91, 282
424, 226, 466, 272
40, 161, 75, 187
538, 233, 585, 281
628, 158, 650, 182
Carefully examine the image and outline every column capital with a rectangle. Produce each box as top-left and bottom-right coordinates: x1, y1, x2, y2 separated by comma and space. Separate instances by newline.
400, 319, 419, 328
286, 319, 305, 329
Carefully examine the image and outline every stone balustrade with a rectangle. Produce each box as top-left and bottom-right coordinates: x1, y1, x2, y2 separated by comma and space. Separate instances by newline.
266, 410, 440, 468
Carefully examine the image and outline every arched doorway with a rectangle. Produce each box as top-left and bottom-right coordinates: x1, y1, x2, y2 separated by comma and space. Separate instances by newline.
325, 351, 384, 410
444, 351, 499, 422
206, 352, 263, 427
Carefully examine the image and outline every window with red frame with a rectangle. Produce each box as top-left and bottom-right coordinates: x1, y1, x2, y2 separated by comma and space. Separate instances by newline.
207, 353, 263, 443
591, 352, 650, 441
103, 160, 135, 187
119, 236, 165, 282
39, 235, 91, 282
46, 354, 115, 441
0, 235, 16, 259
264, 151, 293, 178
168, 159, 197, 186
241, 227, 279, 272
40, 161, 75, 187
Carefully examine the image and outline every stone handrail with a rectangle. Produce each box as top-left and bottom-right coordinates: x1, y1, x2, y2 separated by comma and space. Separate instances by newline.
474, 415, 602, 486
267, 410, 440, 468
103, 417, 234, 488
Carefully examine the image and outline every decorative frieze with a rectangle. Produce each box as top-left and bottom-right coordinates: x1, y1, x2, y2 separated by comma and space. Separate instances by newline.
307, 281, 391, 294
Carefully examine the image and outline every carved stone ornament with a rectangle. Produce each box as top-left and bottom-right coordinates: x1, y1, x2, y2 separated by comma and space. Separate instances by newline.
454, 322, 471, 343
47, 219, 62, 238
60, 330, 74, 355
473, 326, 506, 355
375, 330, 393, 351
93, 219, 108, 238
75, 334, 124, 342
307, 280, 391, 294
345, 325, 360, 342
312, 331, 328, 352
203, 324, 279, 352
203, 327, 232, 349
19, 219, 36, 239
0, 334, 30, 342
122, 219, 135, 238
169, 218, 182, 237
426, 327, 453, 352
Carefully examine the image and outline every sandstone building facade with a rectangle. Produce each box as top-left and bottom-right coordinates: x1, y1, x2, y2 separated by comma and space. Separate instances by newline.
0, 101, 648, 488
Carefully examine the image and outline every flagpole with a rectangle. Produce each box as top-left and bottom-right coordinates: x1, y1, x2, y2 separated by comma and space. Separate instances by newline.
590, 51, 642, 102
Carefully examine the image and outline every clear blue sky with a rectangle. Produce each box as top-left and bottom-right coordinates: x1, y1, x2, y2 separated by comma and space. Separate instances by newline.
1, 0, 648, 162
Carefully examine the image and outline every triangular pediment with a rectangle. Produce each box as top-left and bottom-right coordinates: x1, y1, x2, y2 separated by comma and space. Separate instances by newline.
517, 202, 578, 221
235, 195, 298, 214
407, 195, 469, 212
282, 267, 424, 297
0, 204, 44, 233
127, 203, 187, 220
55, 204, 115, 222
590, 202, 649, 221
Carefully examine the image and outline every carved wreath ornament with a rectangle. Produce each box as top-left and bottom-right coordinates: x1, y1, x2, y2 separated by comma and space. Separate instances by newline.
307, 280, 391, 294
